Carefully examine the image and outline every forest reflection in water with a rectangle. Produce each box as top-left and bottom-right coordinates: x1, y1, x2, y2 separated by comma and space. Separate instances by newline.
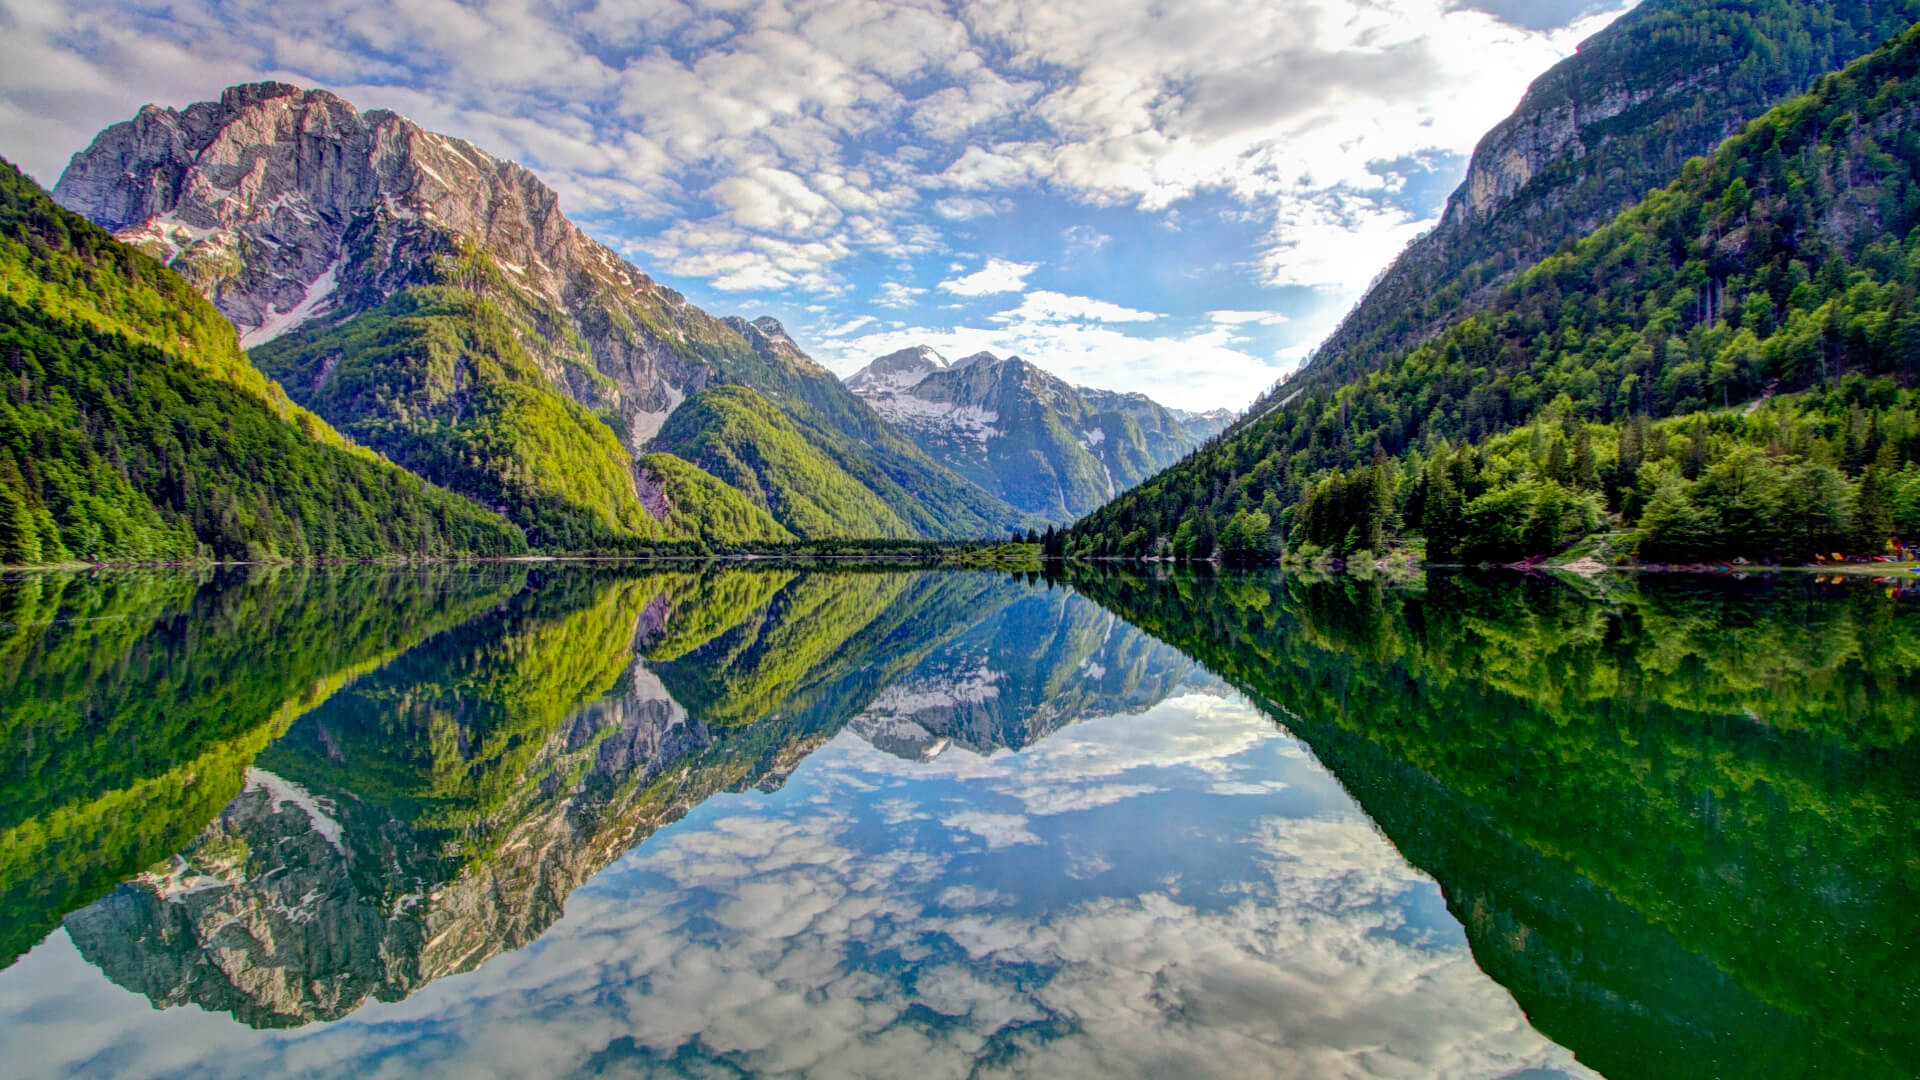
0, 563, 1912, 1078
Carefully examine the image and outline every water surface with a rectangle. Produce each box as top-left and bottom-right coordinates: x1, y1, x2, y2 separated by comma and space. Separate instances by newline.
0, 565, 1912, 1077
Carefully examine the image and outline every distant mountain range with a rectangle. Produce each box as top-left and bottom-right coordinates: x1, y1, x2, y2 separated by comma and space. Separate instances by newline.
848, 346, 1230, 522
23, 83, 1217, 555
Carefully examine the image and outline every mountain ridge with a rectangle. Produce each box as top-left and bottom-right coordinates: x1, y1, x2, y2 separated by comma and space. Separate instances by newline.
0, 159, 524, 564
1064, 17, 1920, 565
846, 345, 1232, 523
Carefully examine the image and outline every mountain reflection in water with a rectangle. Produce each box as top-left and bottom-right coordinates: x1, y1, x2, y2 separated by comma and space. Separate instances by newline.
0, 564, 1911, 1078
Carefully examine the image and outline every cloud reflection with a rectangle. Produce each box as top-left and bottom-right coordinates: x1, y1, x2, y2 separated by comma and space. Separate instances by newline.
0, 693, 1593, 1079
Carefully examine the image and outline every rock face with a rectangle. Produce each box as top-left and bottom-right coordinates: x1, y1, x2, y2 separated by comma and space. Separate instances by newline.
846, 346, 1231, 523
53, 84, 754, 444
53, 84, 741, 445
1283, 0, 1915, 398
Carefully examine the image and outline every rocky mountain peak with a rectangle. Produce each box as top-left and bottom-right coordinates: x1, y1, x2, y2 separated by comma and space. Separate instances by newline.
845, 345, 950, 392
52, 82, 780, 445
724, 315, 830, 376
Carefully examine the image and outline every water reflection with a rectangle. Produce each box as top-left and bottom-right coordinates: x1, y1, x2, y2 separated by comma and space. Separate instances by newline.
0, 564, 1911, 1077
1067, 567, 1920, 1079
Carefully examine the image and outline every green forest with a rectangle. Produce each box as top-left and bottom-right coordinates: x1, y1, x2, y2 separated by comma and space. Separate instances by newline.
653, 385, 921, 540
252, 288, 801, 553
1067, 21, 1920, 566
1297, 0, 1920, 397
0, 162, 526, 564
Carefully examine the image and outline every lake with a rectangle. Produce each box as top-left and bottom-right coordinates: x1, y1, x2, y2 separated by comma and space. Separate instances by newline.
0, 564, 1913, 1078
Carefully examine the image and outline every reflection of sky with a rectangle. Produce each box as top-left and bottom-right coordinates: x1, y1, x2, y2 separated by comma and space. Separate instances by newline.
0, 693, 1593, 1079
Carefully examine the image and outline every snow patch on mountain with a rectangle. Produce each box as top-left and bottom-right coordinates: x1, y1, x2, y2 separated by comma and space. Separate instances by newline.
240, 258, 341, 348
866, 395, 1001, 443
864, 666, 1003, 714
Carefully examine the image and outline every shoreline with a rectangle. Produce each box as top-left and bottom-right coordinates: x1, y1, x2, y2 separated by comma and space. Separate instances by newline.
6, 552, 1917, 577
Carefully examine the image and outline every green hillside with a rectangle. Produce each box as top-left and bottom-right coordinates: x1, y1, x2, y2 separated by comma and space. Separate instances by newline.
0, 162, 524, 564
0, 564, 523, 966
1284, 0, 1920, 402
252, 286, 776, 552
634, 452, 794, 547
714, 321, 1035, 539
653, 385, 919, 540
1067, 23, 1920, 564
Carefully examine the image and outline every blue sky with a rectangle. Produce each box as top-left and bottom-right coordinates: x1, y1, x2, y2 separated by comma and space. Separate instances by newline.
0, 0, 1633, 410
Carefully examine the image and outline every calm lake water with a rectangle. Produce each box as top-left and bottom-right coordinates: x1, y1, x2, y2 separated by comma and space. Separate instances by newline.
0, 564, 1913, 1078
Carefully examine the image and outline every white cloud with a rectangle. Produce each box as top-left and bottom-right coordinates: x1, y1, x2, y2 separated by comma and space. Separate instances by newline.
2, 0, 1635, 408
937, 257, 1039, 297
931, 195, 1009, 220
873, 281, 925, 308
820, 314, 877, 337
940, 810, 1042, 849
1208, 310, 1289, 325
990, 290, 1160, 325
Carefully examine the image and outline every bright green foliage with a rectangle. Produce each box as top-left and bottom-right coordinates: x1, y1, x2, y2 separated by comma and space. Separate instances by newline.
645, 570, 913, 726
713, 323, 1035, 539
1068, 567, 1920, 1077
253, 287, 671, 551
653, 385, 919, 540
1071, 25, 1920, 563
0, 564, 523, 966
635, 452, 794, 547
259, 571, 665, 839
1292, 0, 1920, 399
0, 162, 525, 563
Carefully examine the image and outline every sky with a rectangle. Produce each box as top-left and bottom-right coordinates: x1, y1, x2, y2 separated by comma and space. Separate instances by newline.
0, 0, 1635, 411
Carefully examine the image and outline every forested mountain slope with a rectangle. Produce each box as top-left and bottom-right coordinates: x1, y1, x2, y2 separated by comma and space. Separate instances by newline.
1065, 22, 1920, 564
250, 288, 789, 551
651, 386, 920, 540
53, 85, 1028, 541
1276, 0, 1920, 406
1066, 568, 1920, 1079
0, 565, 525, 966
0, 161, 523, 564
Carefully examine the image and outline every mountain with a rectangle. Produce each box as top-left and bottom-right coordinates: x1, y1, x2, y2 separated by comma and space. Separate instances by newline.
846, 346, 1232, 523
248, 287, 788, 550
1277, 0, 1920, 404
52, 83, 1030, 542
1065, 16, 1920, 564
847, 587, 1220, 761
0, 160, 523, 564
0, 564, 525, 966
